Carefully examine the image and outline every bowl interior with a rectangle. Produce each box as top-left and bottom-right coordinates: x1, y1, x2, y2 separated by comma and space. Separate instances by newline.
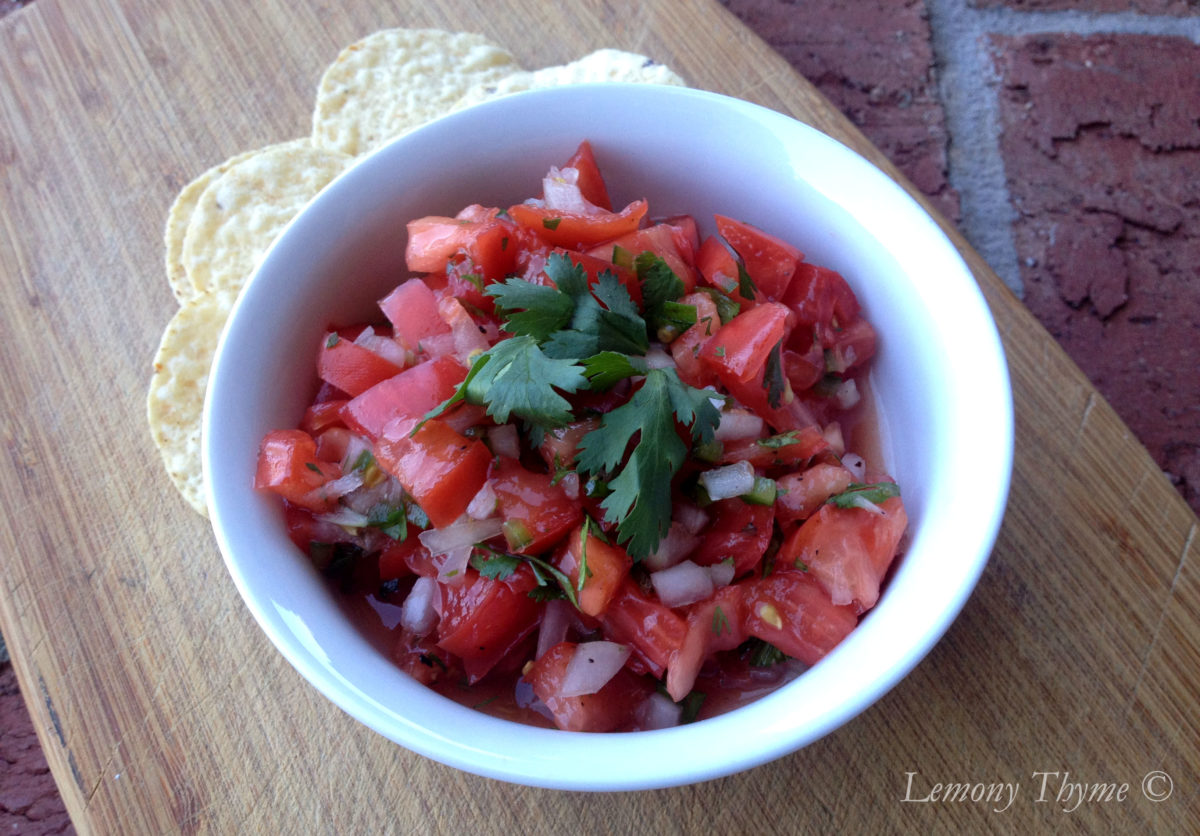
204, 84, 1012, 790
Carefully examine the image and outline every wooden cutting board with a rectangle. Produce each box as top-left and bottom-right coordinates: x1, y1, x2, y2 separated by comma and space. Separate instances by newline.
1, 0, 1196, 832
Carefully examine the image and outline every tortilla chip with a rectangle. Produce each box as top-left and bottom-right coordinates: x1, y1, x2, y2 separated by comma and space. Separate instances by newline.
451, 49, 686, 111
181, 142, 351, 297
163, 141, 310, 303
147, 291, 237, 516
311, 28, 521, 156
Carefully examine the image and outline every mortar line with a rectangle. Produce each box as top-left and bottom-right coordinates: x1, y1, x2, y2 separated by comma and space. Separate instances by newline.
925, 0, 1024, 296
975, 8, 1200, 42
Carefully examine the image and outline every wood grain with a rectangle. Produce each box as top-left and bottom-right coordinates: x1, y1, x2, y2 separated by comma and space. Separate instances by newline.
0, 0, 1196, 832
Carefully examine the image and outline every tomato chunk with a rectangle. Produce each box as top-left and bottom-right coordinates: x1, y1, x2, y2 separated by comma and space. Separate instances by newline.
316, 334, 404, 397
489, 457, 582, 555
379, 278, 451, 352
555, 525, 632, 617
741, 570, 859, 666
778, 496, 907, 610
340, 355, 466, 440
665, 584, 748, 700
700, 301, 790, 384
524, 642, 652, 732
254, 429, 341, 512
507, 199, 648, 249
375, 417, 492, 528
601, 579, 687, 678
437, 565, 541, 683
689, 499, 774, 578
714, 215, 803, 302
563, 140, 612, 211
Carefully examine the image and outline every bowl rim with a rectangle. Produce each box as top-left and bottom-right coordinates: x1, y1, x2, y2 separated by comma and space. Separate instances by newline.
203, 82, 1013, 790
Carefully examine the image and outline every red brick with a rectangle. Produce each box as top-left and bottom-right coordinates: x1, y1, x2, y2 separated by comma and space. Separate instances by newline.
0, 663, 73, 834
720, 0, 959, 221
992, 34, 1200, 513
973, 0, 1196, 13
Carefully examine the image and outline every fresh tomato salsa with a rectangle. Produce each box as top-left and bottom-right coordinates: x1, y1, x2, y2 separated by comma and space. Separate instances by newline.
255, 141, 907, 731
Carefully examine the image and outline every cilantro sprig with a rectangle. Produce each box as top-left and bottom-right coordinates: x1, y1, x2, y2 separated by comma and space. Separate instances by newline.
425, 251, 721, 560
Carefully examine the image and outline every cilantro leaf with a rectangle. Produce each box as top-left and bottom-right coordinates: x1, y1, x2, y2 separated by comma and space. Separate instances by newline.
575, 368, 721, 559
425, 335, 587, 431
826, 481, 902, 509
745, 638, 788, 667
487, 278, 573, 340
635, 252, 697, 340
470, 549, 521, 580
695, 287, 741, 324
582, 351, 647, 390
763, 338, 785, 409
543, 269, 649, 358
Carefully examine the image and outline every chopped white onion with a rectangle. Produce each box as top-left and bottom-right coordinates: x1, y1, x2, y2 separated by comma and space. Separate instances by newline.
419, 516, 504, 555
354, 327, 409, 368
714, 409, 764, 442
842, 452, 867, 482
436, 545, 472, 585
644, 347, 675, 370
487, 424, 521, 460
674, 502, 710, 536
707, 559, 737, 588
340, 434, 374, 473
314, 505, 369, 529
650, 560, 715, 608
535, 599, 572, 660
699, 460, 756, 501
400, 577, 438, 636
642, 521, 699, 571
560, 641, 631, 697
635, 692, 683, 730
542, 166, 603, 215
558, 471, 580, 501
834, 378, 860, 410
466, 481, 498, 520
823, 422, 846, 457
848, 494, 886, 515
317, 469, 365, 501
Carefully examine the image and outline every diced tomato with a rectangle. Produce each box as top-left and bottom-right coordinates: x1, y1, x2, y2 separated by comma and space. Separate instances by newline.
825, 317, 877, 373
406, 211, 514, 276
689, 499, 774, 577
313, 427, 352, 464
555, 525, 632, 617
507, 198, 648, 250
488, 457, 582, 555
719, 424, 828, 469
437, 565, 541, 683
538, 418, 600, 472
782, 263, 861, 344
375, 417, 492, 528
774, 463, 856, 527
665, 584, 748, 700
714, 215, 803, 302
393, 630, 460, 687
563, 140, 612, 211
524, 642, 652, 732
696, 235, 749, 304
379, 279, 451, 352
316, 334, 404, 398
670, 292, 720, 389
301, 399, 348, 434
377, 537, 428, 581
778, 496, 907, 610
700, 301, 790, 384
783, 341, 825, 393
601, 579, 687, 678
741, 570, 859, 666
254, 429, 341, 512
588, 223, 696, 293
340, 355, 466, 440
662, 214, 700, 265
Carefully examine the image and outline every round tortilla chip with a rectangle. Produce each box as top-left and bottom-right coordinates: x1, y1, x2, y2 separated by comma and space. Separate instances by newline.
181, 142, 351, 298
311, 28, 521, 156
146, 291, 237, 517
163, 140, 309, 303
451, 49, 686, 111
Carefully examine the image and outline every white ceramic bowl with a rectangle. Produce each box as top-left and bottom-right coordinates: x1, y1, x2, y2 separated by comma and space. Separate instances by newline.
204, 84, 1012, 790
